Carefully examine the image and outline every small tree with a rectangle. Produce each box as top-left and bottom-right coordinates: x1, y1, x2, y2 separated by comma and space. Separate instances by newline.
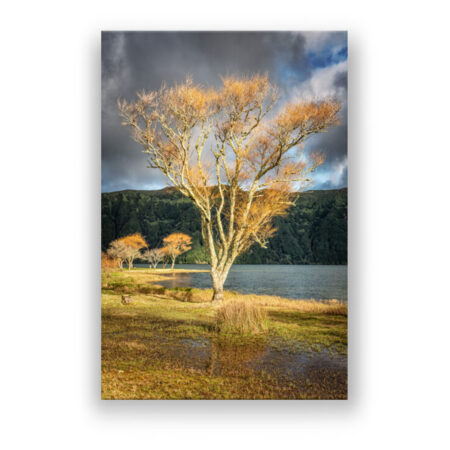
119, 74, 340, 301
106, 240, 128, 269
120, 233, 147, 270
163, 233, 192, 269
107, 233, 147, 270
142, 248, 165, 269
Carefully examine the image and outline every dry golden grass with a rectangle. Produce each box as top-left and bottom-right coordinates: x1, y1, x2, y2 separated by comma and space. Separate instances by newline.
243, 295, 347, 315
216, 300, 268, 334
179, 288, 347, 316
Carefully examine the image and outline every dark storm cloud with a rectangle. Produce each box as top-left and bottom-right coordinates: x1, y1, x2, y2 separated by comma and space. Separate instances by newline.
306, 67, 348, 189
334, 70, 348, 90
101, 31, 347, 192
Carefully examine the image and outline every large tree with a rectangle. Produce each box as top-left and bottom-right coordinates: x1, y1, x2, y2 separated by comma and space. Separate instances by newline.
118, 74, 340, 301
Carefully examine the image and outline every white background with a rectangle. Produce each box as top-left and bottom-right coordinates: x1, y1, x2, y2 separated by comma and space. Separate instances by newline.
1, 1, 449, 449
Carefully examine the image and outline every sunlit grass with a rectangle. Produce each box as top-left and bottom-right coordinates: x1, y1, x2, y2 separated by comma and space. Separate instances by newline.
216, 300, 268, 335
101, 268, 347, 399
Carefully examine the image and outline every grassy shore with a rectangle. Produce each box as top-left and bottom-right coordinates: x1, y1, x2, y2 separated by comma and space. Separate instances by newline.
101, 268, 347, 399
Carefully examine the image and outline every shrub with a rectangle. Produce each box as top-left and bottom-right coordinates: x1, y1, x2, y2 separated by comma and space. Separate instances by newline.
169, 287, 211, 303
137, 285, 167, 296
101, 252, 119, 270
215, 300, 268, 335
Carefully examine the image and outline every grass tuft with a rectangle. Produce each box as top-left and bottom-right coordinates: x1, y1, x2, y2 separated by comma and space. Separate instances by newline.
216, 299, 268, 335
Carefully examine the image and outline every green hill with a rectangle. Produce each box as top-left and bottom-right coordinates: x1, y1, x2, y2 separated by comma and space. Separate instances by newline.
101, 187, 347, 264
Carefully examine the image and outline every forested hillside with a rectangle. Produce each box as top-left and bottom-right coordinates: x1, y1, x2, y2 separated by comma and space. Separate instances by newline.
101, 187, 347, 264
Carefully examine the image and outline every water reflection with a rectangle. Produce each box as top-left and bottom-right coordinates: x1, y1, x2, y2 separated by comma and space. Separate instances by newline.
206, 340, 267, 376
167, 337, 347, 397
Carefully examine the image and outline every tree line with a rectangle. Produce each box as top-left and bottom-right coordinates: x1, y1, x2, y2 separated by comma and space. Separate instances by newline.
103, 232, 192, 270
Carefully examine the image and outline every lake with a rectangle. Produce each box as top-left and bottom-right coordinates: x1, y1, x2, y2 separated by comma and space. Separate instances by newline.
138, 264, 348, 302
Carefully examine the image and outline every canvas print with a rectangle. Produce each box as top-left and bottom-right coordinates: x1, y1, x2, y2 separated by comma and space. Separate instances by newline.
101, 31, 348, 399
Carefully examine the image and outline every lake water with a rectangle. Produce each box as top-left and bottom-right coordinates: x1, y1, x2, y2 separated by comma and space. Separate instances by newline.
138, 264, 347, 302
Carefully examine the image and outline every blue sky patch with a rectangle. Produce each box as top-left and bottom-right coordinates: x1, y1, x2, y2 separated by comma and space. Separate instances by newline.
307, 45, 348, 69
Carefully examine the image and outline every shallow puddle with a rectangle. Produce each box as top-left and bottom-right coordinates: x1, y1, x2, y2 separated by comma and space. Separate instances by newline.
147, 336, 347, 397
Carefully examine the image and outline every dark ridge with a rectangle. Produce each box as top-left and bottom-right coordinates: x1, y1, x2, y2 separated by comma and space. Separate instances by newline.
102, 188, 347, 264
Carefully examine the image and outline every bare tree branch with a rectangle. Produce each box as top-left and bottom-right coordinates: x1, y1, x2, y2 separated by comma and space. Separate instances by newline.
119, 74, 340, 301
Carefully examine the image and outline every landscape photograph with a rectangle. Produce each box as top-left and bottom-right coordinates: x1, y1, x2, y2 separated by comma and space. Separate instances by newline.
101, 31, 348, 400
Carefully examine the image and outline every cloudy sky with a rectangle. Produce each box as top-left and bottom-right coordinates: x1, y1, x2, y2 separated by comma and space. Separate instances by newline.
101, 31, 347, 193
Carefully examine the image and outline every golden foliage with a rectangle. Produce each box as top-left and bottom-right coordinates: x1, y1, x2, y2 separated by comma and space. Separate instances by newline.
107, 233, 147, 270
119, 74, 340, 294
163, 233, 192, 258
118, 233, 147, 249
275, 99, 340, 132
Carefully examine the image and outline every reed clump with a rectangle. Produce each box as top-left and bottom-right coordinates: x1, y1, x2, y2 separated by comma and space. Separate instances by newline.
216, 299, 268, 335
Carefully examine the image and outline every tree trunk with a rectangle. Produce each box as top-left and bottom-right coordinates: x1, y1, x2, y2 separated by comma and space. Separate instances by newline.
211, 269, 227, 303
212, 283, 224, 302
171, 256, 175, 270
